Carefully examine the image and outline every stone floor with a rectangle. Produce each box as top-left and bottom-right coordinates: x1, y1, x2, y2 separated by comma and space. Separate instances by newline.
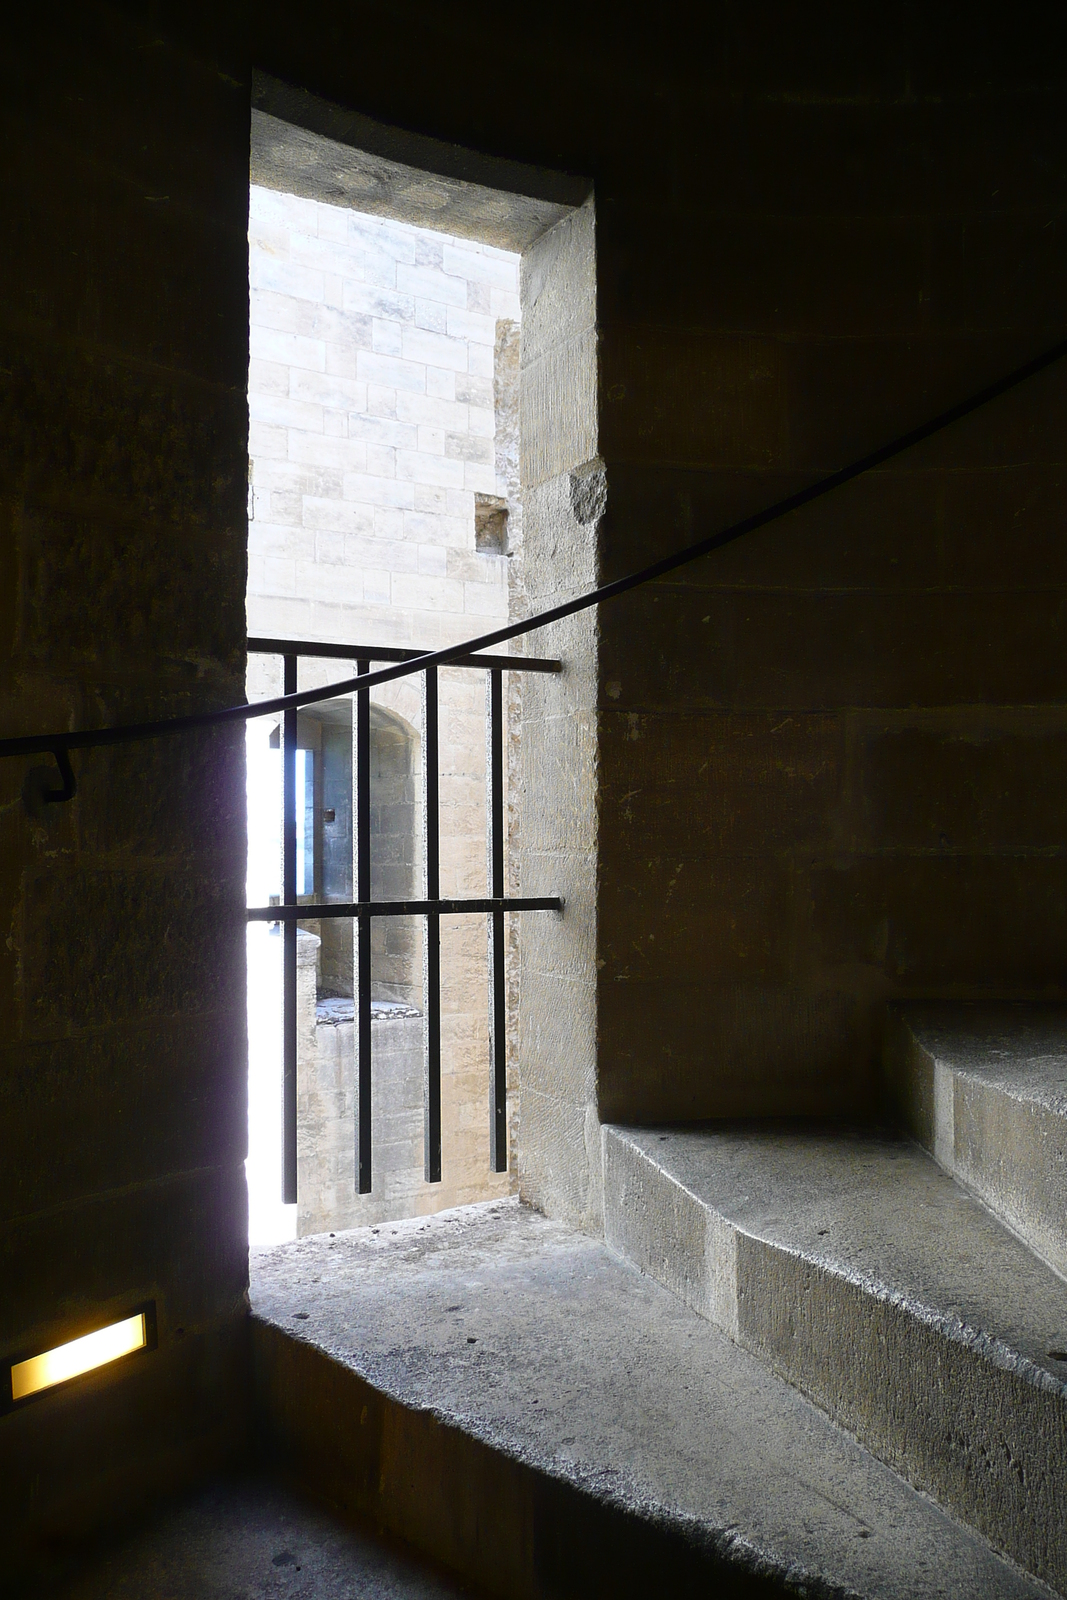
250, 1197, 1047, 1600
39, 1473, 479, 1600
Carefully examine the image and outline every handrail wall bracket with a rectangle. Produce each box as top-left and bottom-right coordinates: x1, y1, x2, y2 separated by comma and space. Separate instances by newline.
22, 745, 76, 815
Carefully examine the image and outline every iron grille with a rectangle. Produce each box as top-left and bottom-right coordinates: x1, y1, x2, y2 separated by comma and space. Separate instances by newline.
245, 638, 562, 1200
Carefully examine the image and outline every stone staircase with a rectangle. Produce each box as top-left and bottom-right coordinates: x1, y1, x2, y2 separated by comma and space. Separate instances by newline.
604, 1004, 1067, 1595
250, 1005, 1067, 1598
884, 1004, 1067, 1282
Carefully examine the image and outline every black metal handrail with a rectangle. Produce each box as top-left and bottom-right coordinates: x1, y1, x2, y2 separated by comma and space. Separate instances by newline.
3, 333, 1065, 786
4, 336, 1066, 1203
248, 636, 563, 670
248, 898, 564, 919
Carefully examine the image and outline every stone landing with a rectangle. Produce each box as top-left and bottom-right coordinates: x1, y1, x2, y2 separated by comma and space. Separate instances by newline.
250, 1198, 1044, 1600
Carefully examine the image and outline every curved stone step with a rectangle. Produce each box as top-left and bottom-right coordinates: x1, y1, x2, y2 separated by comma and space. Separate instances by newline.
886, 1002, 1067, 1279
250, 1198, 1046, 1600
602, 1123, 1067, 1595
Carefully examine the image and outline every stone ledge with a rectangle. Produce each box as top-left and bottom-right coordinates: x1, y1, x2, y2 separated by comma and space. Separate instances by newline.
250, 1198, 1042, 1599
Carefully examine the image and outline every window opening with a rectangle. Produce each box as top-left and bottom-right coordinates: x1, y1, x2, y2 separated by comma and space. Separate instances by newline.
243, 122, 558, 1244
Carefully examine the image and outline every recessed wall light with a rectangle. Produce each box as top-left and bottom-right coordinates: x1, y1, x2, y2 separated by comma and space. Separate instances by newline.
4, 1304, 156, 1409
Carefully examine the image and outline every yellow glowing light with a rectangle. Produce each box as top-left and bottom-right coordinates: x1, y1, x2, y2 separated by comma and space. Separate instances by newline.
10, 1312, 147, 1402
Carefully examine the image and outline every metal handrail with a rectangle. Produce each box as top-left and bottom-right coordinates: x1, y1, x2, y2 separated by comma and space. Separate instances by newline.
3, 333, 1065, 791
10, 337, 1067, 1205
248, 898, 562, 919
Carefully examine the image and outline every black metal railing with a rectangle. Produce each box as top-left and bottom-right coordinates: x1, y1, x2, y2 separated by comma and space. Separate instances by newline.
3, 335, 1066, 1197
245, 637, 561, 1199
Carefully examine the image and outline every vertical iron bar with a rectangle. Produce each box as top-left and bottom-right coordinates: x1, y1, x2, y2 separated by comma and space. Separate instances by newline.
356, 659, 372, 1193
282, 654, 298, 1204
424, 667, 442, 1183
488, 669, 507, 1171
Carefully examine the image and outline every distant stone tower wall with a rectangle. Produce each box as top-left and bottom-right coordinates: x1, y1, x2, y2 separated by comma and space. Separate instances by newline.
246, 189, 522, 1229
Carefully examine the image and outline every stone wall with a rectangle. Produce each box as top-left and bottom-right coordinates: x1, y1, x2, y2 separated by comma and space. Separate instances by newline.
1, 4, 251, 1570
246, 185, 519, 653
515, 204, 601, 1229
6, 2, 1067, 1566
291, 927, 430, 1233
247, 7, 1067, 1221
245, 188, 522, 1224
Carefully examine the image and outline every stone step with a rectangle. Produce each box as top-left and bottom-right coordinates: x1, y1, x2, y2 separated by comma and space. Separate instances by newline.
602, 1123, 1067, 1596
251, 1197, 1047, 1600
886, 1002, 1067, 1280
43, 1472, 472, 1598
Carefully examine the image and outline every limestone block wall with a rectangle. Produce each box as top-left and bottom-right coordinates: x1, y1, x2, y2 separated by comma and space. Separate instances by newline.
247, 5, 1067, 1218
590, 86, 1067, 1129
9, 10, 1067, 1569
299, 1008, 427, 1234
292, 926, 429, 1233
515, 204, 601, 1230
245, 189, 522, 1221
1, 6, 250, 1571
246, 184, 519, 655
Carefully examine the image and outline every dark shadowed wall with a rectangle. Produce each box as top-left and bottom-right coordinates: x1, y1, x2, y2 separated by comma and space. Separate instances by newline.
591, 22, 1067, 1133
1, 4, 251, 1568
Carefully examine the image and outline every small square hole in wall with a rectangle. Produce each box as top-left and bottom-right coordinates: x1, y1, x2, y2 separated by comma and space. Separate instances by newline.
475, 495, 509, 554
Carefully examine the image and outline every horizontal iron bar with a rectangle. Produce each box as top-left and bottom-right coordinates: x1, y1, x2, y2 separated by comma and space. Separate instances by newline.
4, 333, 1066, 762
247, 897, 563, 920
248, 636, 561, 673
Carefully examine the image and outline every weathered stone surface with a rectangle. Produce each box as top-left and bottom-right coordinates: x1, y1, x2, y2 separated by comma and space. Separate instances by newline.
514, 206, 601, 1228
43, 1473, 472, 1599
600, 710, 842, 851
0, 1014, 247, 1220
598, 204, 1067, 337
603, 1124, 1067, 1592
597, 986, 868, 1124
520, 204, 597, 492
887, 1003, 1067, 1280
1, 1162, 248, 1352
251, 1199, 1046, 1599
74, 728, 245, 861
1, 8, 250, 1571
17, 864, 245, 1034
598, 457, 1067, 593
600, 328, 786, 470
599, 582, 1067, 712
251, 81, 584, 251
810, 855, 1067, 987
855, 721, 1067, 852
